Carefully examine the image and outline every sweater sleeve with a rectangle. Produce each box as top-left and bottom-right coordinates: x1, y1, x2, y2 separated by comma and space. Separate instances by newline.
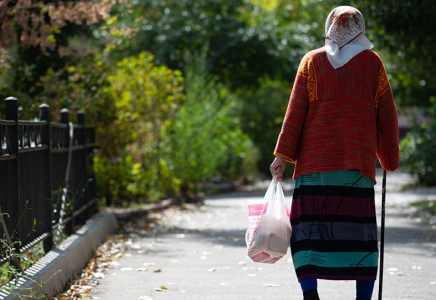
375, 64, 400, 172
274, 55, 311, 163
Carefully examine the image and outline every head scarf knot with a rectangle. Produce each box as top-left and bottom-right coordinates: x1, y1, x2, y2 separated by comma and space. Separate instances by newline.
324, 6, 373, 69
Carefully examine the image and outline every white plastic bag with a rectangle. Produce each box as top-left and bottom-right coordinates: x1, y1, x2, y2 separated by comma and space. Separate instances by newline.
245, 176, 292, 264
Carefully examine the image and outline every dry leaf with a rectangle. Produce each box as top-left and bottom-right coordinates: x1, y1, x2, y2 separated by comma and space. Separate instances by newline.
153, 269, 162, 273
263, 283, 280, 287
93, 272, 105, 278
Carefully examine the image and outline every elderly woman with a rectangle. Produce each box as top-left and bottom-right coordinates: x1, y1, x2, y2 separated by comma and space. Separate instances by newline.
270, 6, 399, 300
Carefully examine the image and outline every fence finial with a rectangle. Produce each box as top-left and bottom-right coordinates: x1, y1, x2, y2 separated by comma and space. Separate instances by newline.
5, 96, 18, 122
77, 110, 85, 125
39, 104, 50, 122
60, 108, 70, 124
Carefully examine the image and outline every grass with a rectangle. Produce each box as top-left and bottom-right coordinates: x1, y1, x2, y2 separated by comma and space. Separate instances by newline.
400, 180, 427, 191
411, 200, 436, 216
0, 241, 46, 286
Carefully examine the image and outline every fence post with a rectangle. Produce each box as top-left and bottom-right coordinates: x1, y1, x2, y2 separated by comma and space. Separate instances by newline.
5, 97, 21, 256
60, 108, 74, 235
39, 104, 54, 253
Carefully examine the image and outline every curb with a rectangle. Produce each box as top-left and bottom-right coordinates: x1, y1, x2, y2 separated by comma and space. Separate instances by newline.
102, 199, 173, 222
0, 212, 118, 300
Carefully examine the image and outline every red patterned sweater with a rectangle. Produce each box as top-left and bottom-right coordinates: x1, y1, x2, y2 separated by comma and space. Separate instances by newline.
274, 48, 399, 183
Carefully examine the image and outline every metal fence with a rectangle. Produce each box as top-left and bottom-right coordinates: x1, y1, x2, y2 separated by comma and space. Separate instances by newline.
0, 97, 97, 265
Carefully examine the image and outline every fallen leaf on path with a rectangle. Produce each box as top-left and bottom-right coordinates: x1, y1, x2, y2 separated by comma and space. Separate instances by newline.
93, 272, 105, 278
136, 267, 148, 271
263, 284, 280, 287
153, 269, 162, 273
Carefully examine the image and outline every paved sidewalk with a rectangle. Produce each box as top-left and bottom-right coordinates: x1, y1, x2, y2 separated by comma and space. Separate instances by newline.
87, 170, 436, 300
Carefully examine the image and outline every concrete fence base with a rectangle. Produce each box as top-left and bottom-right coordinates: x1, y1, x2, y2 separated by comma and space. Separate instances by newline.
0, 212, 118, 300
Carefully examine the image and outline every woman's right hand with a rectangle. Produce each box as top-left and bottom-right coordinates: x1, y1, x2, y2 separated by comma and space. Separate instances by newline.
270, 155, 287, 182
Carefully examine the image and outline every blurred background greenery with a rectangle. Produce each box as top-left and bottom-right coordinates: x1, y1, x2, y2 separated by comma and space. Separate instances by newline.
0, 0, 434, 206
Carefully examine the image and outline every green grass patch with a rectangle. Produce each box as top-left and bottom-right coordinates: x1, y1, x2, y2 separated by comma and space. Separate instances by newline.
1, 241, 45, 286
400, 180, 427, 191
411, 200, 436, 216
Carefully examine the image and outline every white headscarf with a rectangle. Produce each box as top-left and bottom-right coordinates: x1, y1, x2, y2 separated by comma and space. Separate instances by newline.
325, 6, 374, 69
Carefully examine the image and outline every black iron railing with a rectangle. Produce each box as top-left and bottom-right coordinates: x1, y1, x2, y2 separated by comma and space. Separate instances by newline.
0, 97, 97, 265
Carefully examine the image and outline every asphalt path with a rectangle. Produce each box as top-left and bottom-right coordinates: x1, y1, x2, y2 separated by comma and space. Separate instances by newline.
87, 170, 436, 300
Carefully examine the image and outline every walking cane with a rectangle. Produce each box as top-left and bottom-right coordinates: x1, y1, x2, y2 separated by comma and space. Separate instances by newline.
378, 169, 387, 300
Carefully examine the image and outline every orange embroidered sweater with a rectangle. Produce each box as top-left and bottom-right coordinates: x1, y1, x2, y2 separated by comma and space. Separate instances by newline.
274, 48, 399, 184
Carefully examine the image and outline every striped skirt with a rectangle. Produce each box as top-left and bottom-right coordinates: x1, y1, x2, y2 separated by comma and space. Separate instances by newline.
290, 170, 378, 281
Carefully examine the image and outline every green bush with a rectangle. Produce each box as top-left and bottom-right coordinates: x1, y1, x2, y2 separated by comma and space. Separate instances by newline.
35, 49, 256, 205
238, 77, 294, 176
168, 51, 257, 194
400, 98, 436, 186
